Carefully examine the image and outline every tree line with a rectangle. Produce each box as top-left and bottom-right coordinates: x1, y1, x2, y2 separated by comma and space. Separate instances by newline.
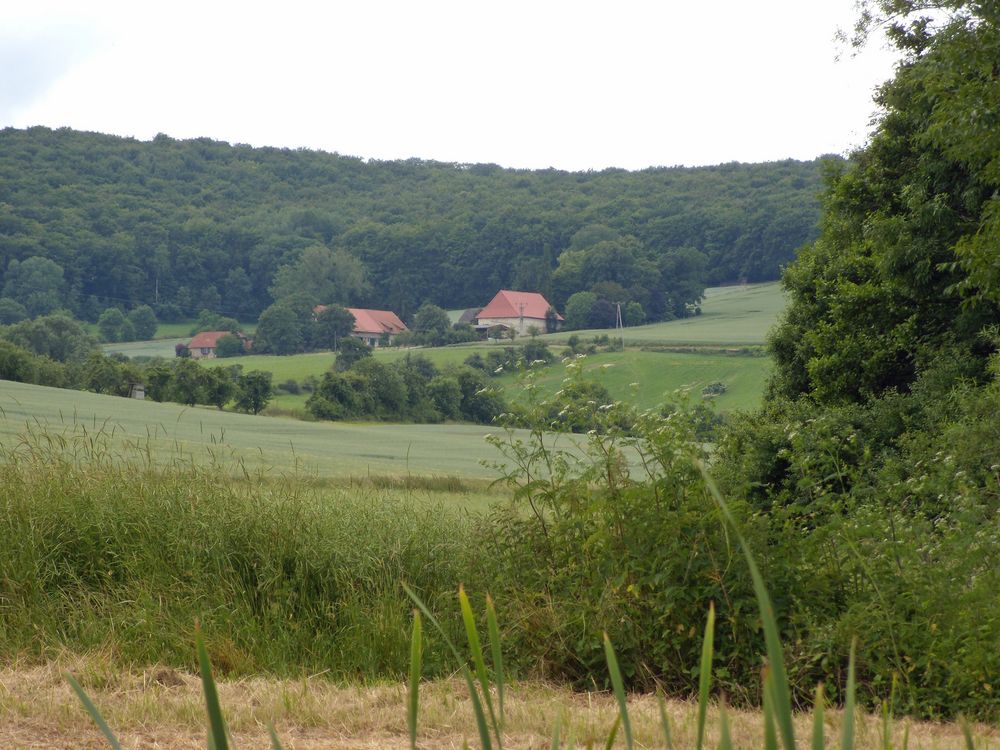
0, 127, 827, 328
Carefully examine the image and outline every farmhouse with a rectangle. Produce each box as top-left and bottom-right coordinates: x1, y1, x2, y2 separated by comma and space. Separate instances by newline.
314, 306, 409, 347
186, 330, 251, 359
476, 290, 562, 337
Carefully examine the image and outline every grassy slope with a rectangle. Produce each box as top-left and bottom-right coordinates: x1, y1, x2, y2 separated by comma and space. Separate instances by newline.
543, 281, 786, 346
510, 350, 772, 412
0, 380, 515, 481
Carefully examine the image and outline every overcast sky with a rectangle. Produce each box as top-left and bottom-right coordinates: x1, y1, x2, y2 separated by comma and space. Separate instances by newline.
2, 0, 899, 171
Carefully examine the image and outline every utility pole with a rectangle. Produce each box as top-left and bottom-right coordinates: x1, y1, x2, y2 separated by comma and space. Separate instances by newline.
615, 302, 625, 351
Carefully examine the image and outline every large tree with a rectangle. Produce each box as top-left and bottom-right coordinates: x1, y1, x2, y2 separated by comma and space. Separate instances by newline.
768, 0, 1000, 404
269, 246, 369, 307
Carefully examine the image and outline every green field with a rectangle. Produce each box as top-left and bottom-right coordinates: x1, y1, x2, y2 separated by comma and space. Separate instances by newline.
0, 379, 523, 483
543, 282, 786, 346
508, 350, 772, 412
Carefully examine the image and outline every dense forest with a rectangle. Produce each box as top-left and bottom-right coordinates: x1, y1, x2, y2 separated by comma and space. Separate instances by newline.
0, 127, 826, 323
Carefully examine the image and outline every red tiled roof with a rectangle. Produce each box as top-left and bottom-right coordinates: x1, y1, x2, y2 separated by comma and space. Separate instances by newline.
347, 308, 408, 335
188, 331, 233, 349
477, 290, 562, 321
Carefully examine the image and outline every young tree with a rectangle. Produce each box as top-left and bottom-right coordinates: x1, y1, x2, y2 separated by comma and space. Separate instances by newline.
234, 370, 273, 414
564, 291, 597, 330
203, 366, 236, 409
314, 305, 355, 350
169, 359, 208, 406
97, 308, 134, 343
127, 304, 158, 340
254, 302, 304, 355
3, 312, 98, 362
214, 333, 245, 358
270, 246, 369, 306
333, 336, 372, 371
413, 303, 451, 344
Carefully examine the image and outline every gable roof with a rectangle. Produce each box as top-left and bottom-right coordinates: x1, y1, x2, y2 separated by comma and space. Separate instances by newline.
188, 331, 233, 349
346, 308, 408, 335
457, 307, 481, 325
477, 290, 562, 321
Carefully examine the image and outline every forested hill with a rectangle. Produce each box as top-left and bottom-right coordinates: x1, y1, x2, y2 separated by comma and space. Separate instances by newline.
0, 126, 828, 320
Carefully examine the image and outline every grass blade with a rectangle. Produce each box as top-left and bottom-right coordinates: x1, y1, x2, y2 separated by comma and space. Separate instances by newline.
602, 633, 633, 750
268, 724, 285, 749
197, 628, 230, 750
719, 701, 733, 750
603, 715, 621, 750
460, 585, 500, 743
763, 669, 779, 750
403, 582, 493, 750
550, 711, 562, 750
812, 683, 825, 750
409, 609, 423, 750
66, 673, 123, 750
486, 594, 505, 728
700, 466, 796, 750
657, 693, 676, 750
696, 602, 715, 750
960, 717, 976, 750
841, 639, 856, 750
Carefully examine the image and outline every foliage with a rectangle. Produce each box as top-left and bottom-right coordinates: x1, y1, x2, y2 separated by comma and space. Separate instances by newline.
97, 308, 135, 343
269, 245, 369, 307
190, 309, 241, 336
0, 311, 98, 362
233, 369, 273, 414
214, 333, 245, 358
253, 302, 305, 355
0, 128, 824, 324
313, 305, 355, 350
333, 336, 371, 371
309, 353, 504, 425
0, 297, 28, 324
0, 339, 66, 386
1, 256, 65, 317
563, 291, 597, 330
126, 304, 158, 340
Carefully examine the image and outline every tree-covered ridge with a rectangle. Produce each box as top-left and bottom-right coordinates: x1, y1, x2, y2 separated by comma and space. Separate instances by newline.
0, 127, 826, 322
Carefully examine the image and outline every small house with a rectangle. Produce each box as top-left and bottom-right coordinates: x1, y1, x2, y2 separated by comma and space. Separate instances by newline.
186, 331, 251, 359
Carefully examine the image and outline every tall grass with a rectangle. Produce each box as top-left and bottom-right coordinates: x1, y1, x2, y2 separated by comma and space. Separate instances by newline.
0, 429, 482, 678
70, 472, 989, 749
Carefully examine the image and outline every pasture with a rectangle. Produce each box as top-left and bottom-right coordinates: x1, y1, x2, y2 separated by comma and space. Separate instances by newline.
0, 379, 516, 484
512, 349, 772, 412
543, 281, 785, 346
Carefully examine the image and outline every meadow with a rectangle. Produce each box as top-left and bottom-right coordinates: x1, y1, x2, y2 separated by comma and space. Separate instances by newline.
0, 379, 516, 487
542, 282, 786, 347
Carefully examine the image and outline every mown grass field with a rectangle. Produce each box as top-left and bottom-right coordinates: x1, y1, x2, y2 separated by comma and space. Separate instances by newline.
0, 379, 516, 487
542, 281, 785, 346
510, 349, 772, 412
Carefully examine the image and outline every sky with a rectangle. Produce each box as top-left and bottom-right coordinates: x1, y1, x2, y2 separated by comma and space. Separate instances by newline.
1, 0, 900, 172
